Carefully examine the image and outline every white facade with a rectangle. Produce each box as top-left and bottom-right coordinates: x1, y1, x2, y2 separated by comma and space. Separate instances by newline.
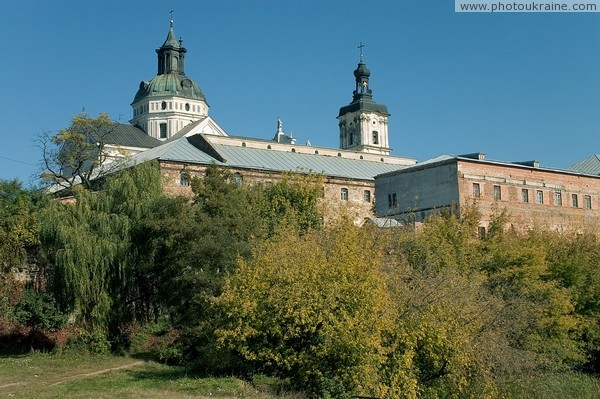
338, 112, 390, 155
130, 95, 209, 140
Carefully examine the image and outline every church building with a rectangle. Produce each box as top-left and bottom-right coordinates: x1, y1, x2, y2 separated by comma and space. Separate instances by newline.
103, 19, 416, 224
96, 19, 600, 232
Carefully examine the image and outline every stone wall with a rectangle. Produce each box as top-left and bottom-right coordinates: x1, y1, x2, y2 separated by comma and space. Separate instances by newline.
159, 161, 376, 224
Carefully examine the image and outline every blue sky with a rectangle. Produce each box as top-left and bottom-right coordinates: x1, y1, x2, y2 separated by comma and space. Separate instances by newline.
2, 0, 599, 186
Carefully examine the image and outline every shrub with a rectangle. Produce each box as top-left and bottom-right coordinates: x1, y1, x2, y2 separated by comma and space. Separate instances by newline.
13, 290, 66, 331
129, 318, 183, 363
65, 328, 111, 354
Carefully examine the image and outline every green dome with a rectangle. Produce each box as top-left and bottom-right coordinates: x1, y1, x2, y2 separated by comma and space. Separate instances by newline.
132, 73, 206, 104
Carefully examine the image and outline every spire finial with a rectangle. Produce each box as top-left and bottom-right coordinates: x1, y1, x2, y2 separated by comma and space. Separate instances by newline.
358, 42, 365, 63
169, 9, 174, 27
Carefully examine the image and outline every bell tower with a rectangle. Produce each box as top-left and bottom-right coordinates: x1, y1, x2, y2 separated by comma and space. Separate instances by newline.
338, 44, 391, 155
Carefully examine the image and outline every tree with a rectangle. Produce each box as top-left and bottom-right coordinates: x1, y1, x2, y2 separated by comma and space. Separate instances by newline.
377, 224, 506, 399
481, 228, 583, 371
0, 179, 43, 316
397, 204, 483, 272
131, 164, 264, 366
216, 220, 394, 398
40, 161, 165, 340
38, 113, 123, 190
0, 180, 40, 272
546, 232, 600, 372
256, 171, 325, 236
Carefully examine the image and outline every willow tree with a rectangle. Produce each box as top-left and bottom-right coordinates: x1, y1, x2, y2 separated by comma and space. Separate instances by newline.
40, 161, 165, 338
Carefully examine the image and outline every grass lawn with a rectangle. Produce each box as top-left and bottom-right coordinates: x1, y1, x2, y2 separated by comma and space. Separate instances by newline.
0, 352, 303, 399
3, 352, 600, 398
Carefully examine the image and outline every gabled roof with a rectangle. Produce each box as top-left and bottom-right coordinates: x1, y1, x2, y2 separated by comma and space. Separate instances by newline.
163, 116, 227, 142
130, 135, 221, 165
103, 123, 162, 149
569, 154, 600, 176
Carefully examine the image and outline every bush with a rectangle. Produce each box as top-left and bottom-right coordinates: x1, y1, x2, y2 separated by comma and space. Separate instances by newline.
129, 318, 183, 363
65, 328, 111, 354
13, 290, 66, 331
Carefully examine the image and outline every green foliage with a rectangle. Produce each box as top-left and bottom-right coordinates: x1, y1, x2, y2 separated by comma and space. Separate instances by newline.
40, 161, 165, 336
216, 219, 393, 398
0, 179, 40, 272
482, 229, 583, 370
143, 165, 262, 321
256, 171, 325, 236
134, 165, 264, 370
0, 180, 42, 323
129, 318, 183, 363
40, 113, 120, 190
13, 290, 66, 331
66, 328, 111, 354
545, 232, 600, 372
19, 150, 600, 398
401, 205, 483, 272
378, 227, 503, 398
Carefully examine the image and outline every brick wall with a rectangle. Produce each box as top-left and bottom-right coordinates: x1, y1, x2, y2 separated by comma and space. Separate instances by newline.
457, 160, 600, 234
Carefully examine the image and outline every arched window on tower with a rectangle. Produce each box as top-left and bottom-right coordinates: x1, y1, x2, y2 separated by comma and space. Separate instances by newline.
372, 131, 379, 145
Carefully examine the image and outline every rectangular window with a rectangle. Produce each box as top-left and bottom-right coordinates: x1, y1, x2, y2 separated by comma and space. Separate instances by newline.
233, 173, 243, 186
522, 188, 529, 203
572, 194, 579, 208
473, 183, 480, 198
341, 188, 348, 201
493, 185, 501, 200
585, 195, 592, 209
159, 123, 167, 139
179, 171, 190, 187
536, 190, 544, 204
555, 192, 562, 206
478, 226, 486, 240
363, 190, 371, 203
372, 131, 379, 145
388, 193, 397, 208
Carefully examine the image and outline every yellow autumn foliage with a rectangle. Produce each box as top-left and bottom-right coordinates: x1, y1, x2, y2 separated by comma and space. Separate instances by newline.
216, 218, 393, 398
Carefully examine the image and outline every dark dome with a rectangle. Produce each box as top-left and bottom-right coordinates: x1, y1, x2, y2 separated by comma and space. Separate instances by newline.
354, 62, 371, 78
132, 74, 206, 104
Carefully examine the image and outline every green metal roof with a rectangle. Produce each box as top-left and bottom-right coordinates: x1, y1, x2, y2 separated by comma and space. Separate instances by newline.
132, 74, 206, 104
569, 154, 600, 175
162, 27, 179, 47
131, 134, 406, 180
98, 123, 161, 149
129, 135, 221, 165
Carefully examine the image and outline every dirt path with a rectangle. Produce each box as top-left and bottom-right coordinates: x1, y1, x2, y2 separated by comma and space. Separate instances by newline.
47, 360, 145, 386
0, 360, 145, 389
